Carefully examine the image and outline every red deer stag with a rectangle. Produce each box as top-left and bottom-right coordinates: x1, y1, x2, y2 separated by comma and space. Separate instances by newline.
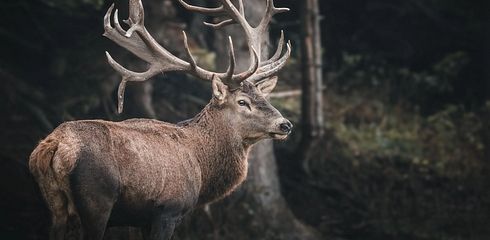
29, 0, 291, 239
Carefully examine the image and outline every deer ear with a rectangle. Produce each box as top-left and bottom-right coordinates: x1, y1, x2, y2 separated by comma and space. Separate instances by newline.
255, 76, 278, 96
212, 77, 228, 104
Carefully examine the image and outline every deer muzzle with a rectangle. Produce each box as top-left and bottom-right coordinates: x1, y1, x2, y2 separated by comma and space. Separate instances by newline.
269, 118, 293, 140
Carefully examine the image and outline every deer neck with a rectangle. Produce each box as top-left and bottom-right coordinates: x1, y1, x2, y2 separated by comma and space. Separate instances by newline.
184, 103, 251, 205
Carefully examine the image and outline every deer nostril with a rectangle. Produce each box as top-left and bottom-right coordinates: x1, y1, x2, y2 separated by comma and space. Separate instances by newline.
279, 121, 293, 134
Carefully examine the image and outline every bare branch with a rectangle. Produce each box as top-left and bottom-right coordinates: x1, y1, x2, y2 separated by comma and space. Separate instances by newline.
269, 89, 301, 98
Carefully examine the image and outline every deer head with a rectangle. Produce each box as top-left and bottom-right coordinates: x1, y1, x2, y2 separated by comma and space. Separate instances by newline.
103, 0, 292, 141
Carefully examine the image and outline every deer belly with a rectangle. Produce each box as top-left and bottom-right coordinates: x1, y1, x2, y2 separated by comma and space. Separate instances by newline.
108, 166, 201, 226
108, 185, 199, 226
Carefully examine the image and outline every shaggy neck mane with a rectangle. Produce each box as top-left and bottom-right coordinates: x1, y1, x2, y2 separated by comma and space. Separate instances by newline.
183, 101, 251, 205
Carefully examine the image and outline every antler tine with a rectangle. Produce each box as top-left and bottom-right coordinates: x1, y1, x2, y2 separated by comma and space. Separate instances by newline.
257, 0, 289, 32
182, 31, 197, 69
232, 47, 259, 82
237, 0, 245, 15
177, 0, 240, 29
217, 0, 289, 67
113, 9, 126, 35
105, 52, 161, 113
177, 0, 227, 17
123, 0, 145, 38
203, 19, 235, 29
264, 41, 291, 71
219, 0, 252, 34
210, 0, 289, 83
247, 41, 291, 83
223, 36, 236, 83
105, 3, 162, 82
105, 2, 176, 65
105, 52, 157, 82
260, 30, 284, 67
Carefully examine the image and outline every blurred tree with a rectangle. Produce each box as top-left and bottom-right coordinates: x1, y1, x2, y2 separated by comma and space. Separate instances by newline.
300, 0, 324, 173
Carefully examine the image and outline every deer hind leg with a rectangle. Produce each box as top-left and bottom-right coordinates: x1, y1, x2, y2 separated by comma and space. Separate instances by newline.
70, 155, 119, 240
36, 176, 73, 240
65, 193, 83, 239
48, 192, 68, 239
74, 198, 114, 240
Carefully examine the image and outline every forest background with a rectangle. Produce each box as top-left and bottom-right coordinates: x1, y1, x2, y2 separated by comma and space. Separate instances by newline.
0, 0, 489, 239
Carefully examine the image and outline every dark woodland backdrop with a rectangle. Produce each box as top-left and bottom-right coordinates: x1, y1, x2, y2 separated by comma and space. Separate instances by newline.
1, 0, 489, 239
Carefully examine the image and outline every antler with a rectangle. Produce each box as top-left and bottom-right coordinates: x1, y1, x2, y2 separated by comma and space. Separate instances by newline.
104, 0, 258, 113
177, 0, 291, 83
104, 0, 289, 113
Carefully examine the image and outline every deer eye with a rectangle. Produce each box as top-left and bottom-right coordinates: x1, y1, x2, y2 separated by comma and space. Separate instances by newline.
237, 100, 250, 108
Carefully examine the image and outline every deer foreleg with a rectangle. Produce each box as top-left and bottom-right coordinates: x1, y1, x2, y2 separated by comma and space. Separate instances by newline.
146, 210, 182, 240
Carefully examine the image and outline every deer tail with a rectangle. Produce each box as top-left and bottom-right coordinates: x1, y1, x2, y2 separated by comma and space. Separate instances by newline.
29, 133, 82, 239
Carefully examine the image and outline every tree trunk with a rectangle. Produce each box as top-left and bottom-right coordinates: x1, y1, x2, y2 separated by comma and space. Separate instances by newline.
300, 0, 324, 173
178, 0, 320, 239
